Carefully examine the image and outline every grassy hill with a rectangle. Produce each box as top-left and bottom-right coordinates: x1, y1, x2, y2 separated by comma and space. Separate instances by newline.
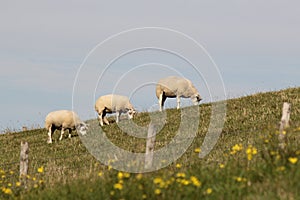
1, 88, 300, 199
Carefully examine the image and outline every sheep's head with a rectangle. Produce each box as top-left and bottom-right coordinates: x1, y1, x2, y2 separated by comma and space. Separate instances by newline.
191, 94, 202, 105
127, 108, 136, 119
77, 122, 88, 135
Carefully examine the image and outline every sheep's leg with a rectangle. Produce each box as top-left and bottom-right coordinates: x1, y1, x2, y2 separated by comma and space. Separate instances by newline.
116, 111, 121, 123
98, 112, 104, 126
159, 93, 167, 111
68, 128, 72, 139
103, 111, 110, 125
47, 126, 53, 144
59, 128, 65, 141
103, 117, 109, 125
176, 96, 181, 109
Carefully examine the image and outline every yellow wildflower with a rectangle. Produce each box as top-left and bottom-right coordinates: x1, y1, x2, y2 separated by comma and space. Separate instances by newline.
123, 172, 130, 178
7, 183, 12, 187
158, 181, 167, 188
234, 176, 247, 182
288, 157, 298, 164
154, 188, 161, 195
230, 144, 243, 154
37, 166, 44, 173
2, 187, 12, 195
181, 179, 190, 185
194, 148, 201, 153
276, 154, 281, 160
153, 177, 163, 184
264, 139, 269, 143
176, 173, 186, 178
117, 172, 124, 179
246, 145, 258, 161
98, 171, 103, 177
206, 188, 213, 195
108, 159, 115, 164
190, 176, 201, 187
113, 183, 123, 190
136, 173, 143, 180
276, 166, 286, 171
219, 164, 225, 169
236, 177, 242, 182
138, 184, 143, 190
9, 171, 14, 175
232, 144, 243, 151
34, 184, 38, 188
282, 130, 287, 135
16, 182, 21, 187
176, 163, 182, 168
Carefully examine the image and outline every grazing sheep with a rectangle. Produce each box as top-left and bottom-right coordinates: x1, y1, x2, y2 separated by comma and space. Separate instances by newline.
156, 76, 202, 111
95, 94, 136, 126
45, 110, 88, 144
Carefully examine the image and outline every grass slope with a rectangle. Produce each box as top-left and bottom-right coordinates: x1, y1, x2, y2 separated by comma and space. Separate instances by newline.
1, 87, 300, 199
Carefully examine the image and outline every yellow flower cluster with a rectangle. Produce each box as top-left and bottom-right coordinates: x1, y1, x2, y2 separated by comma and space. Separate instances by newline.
246, 145, 258, 161
113, 183, 123, 190
234, 176, 247, 182
190, 176, 201, 187
153, 177, 173, 189
0, 167, 44, 196
230, 144, 243, 155
1, 187, 12, 195
113, 171, 131, 191
153, 173, 202, 191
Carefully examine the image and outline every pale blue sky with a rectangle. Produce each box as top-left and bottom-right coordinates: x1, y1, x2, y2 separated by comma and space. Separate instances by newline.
1, 1, 299, 132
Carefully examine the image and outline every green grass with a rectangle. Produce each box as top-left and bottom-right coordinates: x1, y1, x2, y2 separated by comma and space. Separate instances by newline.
1, 87, 300, 199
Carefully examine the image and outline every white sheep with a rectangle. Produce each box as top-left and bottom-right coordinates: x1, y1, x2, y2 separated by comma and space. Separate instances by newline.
156, 76, 202, 111
95, 94, 136, 126
45, 110, 88, 144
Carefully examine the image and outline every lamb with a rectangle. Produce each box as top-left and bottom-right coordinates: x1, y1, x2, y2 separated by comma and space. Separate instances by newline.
95, 94, 136, 126
45, 110, 88, 144
156, 76, 202, 111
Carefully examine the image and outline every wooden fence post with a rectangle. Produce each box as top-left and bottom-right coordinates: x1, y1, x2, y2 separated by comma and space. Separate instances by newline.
145, 123, 157, 169
20, 141, 29, 188
278, 102, 291, 150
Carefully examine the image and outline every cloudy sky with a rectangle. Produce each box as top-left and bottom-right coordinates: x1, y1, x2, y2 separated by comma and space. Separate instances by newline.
1, 1, 299, 132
